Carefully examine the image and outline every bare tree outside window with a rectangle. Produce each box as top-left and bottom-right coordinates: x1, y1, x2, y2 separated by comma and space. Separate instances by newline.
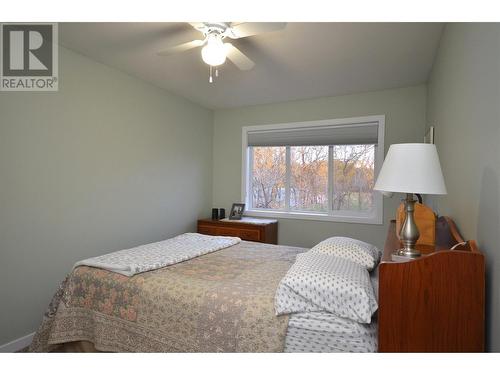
332, 145, 375, 211
251, 146, 286, 209
290, 146, 328, 211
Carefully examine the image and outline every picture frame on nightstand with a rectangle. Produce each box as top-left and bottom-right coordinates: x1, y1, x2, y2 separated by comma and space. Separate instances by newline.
229, 203, 245, 220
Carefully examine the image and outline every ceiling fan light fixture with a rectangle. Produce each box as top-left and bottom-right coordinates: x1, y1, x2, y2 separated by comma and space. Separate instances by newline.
201, 33, 226, 66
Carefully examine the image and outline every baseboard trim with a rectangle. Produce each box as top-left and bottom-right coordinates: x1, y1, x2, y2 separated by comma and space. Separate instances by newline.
0, 332, 35, 353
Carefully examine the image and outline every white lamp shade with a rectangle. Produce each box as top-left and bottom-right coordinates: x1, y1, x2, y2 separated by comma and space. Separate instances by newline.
374, 143, 447, 195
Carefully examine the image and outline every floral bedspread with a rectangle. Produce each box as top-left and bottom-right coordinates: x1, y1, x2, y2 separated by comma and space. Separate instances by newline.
29, 241, 305, 352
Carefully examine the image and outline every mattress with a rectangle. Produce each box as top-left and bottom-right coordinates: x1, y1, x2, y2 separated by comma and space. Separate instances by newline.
284, 312, 377, 352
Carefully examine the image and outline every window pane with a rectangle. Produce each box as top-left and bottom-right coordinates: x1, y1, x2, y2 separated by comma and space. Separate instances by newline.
333, 145, 375, 211
290, 146, 328, 212
251, 146, 286, 209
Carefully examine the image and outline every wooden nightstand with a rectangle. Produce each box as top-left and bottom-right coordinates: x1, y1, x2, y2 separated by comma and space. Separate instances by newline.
378, 217, 485, 352
197, 217, 278, 244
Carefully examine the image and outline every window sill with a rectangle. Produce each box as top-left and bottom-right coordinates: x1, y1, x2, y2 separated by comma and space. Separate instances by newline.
244, 209, 383, 225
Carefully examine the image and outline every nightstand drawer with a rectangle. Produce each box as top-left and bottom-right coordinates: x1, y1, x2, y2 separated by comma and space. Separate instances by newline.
237, 229, 261, 242
214, 227, 241, 237
197, 225, 218, 236
197, 218, 278, 244
199, 226, 260, 241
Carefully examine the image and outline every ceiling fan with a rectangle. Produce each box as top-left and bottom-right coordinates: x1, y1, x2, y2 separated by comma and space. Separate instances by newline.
157, 22, 287, 83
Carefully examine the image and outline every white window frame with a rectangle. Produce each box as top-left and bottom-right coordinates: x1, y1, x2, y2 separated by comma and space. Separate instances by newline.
241, 115, 385, 224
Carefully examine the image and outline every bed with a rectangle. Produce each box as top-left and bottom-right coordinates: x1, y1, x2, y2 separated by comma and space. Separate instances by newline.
29, 215, 485, 353
29, 236, 379, 353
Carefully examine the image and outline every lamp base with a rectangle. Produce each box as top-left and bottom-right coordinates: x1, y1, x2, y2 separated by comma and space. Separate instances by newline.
391, 252, 417, 263
398, 193, 421, 258
395, 248, 421, 258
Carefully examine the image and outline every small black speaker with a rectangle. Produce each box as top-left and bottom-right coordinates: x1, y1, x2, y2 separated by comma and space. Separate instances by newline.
211, 208, 219, 220
219, 208, 226, 220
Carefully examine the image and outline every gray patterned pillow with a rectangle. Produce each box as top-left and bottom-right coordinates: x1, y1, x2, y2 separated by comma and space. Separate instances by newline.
310, 236, 381, 271
275, 252, 378, 323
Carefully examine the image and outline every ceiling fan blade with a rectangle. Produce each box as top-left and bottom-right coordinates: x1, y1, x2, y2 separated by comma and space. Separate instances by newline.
157, 39, 205, 56
225, 43, 255, 71
188, 22, 206, 31
228, 22, 286, 39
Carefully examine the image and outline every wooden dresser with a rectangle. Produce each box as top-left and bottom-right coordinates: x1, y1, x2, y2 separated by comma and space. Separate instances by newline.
197, 217, 278, 244
378, 217, 485, 352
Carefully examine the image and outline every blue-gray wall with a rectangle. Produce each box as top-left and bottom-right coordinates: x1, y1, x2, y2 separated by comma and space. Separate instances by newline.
427, 23, 500, 352
0, 47, 213, 345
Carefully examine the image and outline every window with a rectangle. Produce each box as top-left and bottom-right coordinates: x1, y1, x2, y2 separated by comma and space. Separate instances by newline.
242, 116, 384, 224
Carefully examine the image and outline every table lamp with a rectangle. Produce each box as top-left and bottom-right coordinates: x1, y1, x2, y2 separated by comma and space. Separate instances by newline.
374, 143, 447, 257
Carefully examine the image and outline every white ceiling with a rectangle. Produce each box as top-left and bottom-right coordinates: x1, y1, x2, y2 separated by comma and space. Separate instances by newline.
59, 23, 444, 109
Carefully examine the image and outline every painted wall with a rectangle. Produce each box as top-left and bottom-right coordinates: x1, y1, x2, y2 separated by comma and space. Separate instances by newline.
0, 47, 213, 345
426, 23, 500, 352
213, 85, 427, 250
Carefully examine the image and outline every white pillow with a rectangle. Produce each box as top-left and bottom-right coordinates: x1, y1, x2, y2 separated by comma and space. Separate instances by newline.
275, 252, 378, 324
310, 236, 382, 271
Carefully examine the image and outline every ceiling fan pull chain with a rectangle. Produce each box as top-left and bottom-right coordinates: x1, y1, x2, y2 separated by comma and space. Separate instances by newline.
209, 66, 213, 83
215, 67, 219, 77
